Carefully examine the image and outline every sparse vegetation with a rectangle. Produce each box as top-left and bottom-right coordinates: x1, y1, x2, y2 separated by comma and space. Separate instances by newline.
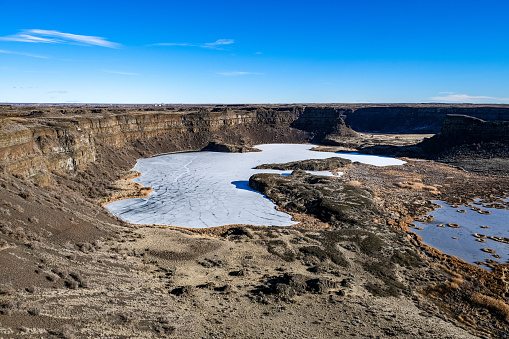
470, 293, 509, 323
363, 261, 406, 297
266, 240, 296, 262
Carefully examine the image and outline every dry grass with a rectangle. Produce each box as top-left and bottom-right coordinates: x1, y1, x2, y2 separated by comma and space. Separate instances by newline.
395, 181, 438, 192
470, 293, 509, 323
449, 277, 464, 290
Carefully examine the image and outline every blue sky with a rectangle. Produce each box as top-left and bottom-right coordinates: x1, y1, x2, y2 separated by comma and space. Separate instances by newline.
1, 0, 508, 104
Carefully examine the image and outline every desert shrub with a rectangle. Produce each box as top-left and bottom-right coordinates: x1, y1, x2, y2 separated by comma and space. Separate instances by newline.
76, 242, 93, 252
307, 231, 349, 267
0, 224, 13, 234
46, 273, 59, 282
59, 324, 76, 339
28, 216, 39, 224
0, 300, 15, 315
266, 240, 295, 262
52, 268, 69, 279
363, 261, 405, 297
65, 280, 79, 289
63, 241, 75, 250
19, 191, 34, 201
69, 272, 82, 282
260, 228, 279, 239
13, 227, 26, 240
1, 200, 13, 208
27, 307, 41, 316
299, 246, 328, 261
390, 249, 424, 268
0, 239, 9, 250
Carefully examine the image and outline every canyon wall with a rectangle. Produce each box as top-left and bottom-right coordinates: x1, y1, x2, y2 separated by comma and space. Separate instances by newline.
342, 106, 509, 133
0, 108, 314, 180
2, 104, 509, 181
439, 114, 509, 143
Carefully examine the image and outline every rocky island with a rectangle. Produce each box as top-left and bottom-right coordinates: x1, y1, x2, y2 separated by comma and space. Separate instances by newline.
0, 104, 508, 338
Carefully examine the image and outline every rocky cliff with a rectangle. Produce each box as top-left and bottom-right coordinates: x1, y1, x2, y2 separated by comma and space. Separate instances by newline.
439, 114, 509, 143
2, 104, 509, 182
0, 108, 307, 181
342, 105, 509, 133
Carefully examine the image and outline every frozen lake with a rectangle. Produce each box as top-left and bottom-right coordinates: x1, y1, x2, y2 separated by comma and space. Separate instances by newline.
412, 199, 509, 269
105, 144, 405, 228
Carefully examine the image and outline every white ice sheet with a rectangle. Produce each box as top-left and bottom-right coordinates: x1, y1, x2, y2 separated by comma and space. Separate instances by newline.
105, 144, 404, 228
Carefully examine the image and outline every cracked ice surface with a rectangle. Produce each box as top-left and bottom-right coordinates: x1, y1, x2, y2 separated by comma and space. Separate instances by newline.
105, 144, 405, 228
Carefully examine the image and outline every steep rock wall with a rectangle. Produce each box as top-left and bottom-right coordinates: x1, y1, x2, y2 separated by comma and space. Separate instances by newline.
439, 114, 509, 143
0, 109, 329, 179
343, 106, 509, 133
2, 104, 509, 181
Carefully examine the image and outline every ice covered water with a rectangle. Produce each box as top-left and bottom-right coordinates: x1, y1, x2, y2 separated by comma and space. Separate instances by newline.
105, 144, 405, 228
412, 199, 509, 269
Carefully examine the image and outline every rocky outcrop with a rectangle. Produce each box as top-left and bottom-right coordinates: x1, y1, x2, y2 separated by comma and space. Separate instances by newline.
202, 141, 260, 153
438, 114, 509, 144
343, 105, 509, 133
255, 157, 351, 171
249, 170, 380, 226
411, 114, 509, 175
0, 111, 289, 180
0, 107, 346, 180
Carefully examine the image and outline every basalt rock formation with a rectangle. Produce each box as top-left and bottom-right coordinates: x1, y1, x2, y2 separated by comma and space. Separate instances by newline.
419, 114, 509, 175
425, 114, 509, 147
249, 170, 380, 226
254, 156, 351, 171
342, 105, 509, 133
202, 141, 261, 153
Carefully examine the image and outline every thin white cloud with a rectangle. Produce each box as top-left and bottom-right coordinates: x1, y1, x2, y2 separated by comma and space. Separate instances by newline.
216, 71, 262, 76
104, 70, 140, 76
0, 29, 120, 48
430, 93, 509, 103
202, 39, 234, 49
151, 39, 234, 50
0, 49, 48, 59
46, 90, 68, 94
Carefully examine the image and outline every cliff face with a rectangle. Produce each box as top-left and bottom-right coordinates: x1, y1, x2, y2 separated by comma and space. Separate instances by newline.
343, 106, 509, 133
439, 114, 509, 143
0, 121, 96, 180
2, 104, 509, 181
0, 108, 321, 180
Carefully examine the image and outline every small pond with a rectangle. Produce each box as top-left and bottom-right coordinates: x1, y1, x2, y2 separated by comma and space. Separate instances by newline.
411, 199, 509, 269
